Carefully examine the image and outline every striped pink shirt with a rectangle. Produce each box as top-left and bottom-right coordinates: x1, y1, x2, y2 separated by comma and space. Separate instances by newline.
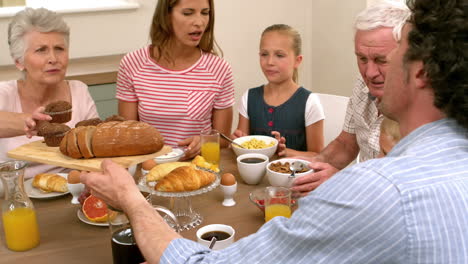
116, 46, 235, 146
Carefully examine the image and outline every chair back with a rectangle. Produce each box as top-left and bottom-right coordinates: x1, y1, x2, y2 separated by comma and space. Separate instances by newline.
316, 93, 350, 146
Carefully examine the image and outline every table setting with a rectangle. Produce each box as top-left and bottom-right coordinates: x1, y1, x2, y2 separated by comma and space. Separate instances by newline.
1, 127, 311, 263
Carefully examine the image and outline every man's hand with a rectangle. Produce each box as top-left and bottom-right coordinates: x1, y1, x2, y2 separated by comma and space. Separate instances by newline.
80, 159, 142, 210
291, 162, 339, 197
24, 106, 51, 138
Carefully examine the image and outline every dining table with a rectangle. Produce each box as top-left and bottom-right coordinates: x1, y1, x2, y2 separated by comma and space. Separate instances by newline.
0, 148, 271, 263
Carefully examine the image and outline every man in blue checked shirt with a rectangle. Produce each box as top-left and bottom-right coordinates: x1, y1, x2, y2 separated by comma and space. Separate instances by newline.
81, 0, 468, 263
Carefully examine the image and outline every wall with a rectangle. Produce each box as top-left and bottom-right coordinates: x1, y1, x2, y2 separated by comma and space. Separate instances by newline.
0, 0, 367, 127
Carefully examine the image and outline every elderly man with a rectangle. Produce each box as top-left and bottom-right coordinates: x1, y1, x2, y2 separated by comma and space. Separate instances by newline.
292, 1, 411, 195
82, 0, 468, 263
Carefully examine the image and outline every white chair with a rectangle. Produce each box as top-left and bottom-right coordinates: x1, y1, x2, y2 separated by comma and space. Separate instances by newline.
316, 93, 349, 147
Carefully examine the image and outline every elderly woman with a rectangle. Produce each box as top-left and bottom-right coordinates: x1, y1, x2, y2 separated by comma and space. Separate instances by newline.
0, 7, 99, 182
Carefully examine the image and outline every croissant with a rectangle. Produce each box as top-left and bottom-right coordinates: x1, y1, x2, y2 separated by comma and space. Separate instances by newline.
155, 166, 215, 192
146, 162, 193, 182
32, 173, 68, 193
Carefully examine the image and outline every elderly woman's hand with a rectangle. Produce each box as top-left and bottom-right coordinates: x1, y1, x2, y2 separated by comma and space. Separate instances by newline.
178, 136, 201, 160
24, 106, 52, 138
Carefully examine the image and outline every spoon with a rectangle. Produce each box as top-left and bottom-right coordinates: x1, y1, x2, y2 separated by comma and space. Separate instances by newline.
209, 237, 217, 249
289, 161, 305, 178
219, 133, 245, 149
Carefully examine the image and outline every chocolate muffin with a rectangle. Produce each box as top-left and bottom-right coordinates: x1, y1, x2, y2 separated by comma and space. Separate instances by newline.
42, 123, 71, 147
104, 115, 126, 122
75, 118, 102, 127
44, 101, 72, 123
36, 120, 51, 137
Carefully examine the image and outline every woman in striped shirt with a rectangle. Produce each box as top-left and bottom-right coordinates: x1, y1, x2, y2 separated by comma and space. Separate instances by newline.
116, 0, 234, 160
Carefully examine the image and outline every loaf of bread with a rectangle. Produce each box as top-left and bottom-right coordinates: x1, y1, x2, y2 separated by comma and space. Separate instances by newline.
146, 162, 194, 182
59, 120, 164, 159
32, 173, 68, 193
155, 166, 215, 192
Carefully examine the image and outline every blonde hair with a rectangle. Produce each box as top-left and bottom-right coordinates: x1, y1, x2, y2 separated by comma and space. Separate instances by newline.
149, 0, 222, 64
262, 24, 302, 83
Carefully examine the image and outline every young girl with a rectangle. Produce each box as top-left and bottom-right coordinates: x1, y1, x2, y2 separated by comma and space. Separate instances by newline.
232, 24, 324, 156
116, 0, 234, 160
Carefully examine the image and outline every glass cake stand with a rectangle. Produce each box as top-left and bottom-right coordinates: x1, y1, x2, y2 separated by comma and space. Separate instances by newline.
139, 170, 220, 231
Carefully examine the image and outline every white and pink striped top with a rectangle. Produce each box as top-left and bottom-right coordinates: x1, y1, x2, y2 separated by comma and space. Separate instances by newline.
116, 46, 235, 146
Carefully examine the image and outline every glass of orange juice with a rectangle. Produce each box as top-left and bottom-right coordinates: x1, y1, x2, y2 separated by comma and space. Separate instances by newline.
201, 129, 220, 167
264, 186, 291, 222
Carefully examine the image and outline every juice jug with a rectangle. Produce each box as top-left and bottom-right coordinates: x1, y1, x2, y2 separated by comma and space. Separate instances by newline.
109, 204, 178, 264
0, 160, 40, 251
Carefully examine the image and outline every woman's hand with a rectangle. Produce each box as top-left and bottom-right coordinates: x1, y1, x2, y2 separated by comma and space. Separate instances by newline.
178, 136, 201, 160
271, 131, 286, 157
24, 106, 51, 138
230, 129, 247, 140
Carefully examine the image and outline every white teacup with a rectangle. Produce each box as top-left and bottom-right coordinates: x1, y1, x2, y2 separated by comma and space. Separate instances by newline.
196, 224, 235, 250
236, 153, 269, 185
67, 183, 85, 204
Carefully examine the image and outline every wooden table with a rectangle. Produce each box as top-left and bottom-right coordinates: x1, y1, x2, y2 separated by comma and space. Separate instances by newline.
0, 149, 268, 263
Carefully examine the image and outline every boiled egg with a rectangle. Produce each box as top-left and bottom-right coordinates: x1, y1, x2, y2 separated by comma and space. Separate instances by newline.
68, 170, 81, 184
142, 159, 157, 171
221, 173, 236, 186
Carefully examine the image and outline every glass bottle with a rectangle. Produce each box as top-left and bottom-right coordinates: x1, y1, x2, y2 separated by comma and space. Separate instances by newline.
108, 204, 178, 264
0, 160, 40, 251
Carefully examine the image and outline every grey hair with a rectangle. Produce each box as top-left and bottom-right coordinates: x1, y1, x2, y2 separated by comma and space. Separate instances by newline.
354, 1, 410, 41
8, 7, 70, 64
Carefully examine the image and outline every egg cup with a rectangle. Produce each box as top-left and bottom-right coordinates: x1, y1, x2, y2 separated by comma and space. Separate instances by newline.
220, 182, 237, 207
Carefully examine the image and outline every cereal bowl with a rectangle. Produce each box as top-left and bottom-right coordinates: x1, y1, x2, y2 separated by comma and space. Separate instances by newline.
231, 135, 278, 158
266, 158, 312, 187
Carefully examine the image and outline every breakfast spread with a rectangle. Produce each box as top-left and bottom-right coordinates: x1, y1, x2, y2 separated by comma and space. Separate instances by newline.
59, 120, 164, 159
240, 138, 275, 149
154, 166, 216, 192
32, 173, 68, 193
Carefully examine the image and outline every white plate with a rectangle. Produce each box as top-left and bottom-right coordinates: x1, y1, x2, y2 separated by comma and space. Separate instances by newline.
76, 209, 109, 227
154, 148, 185, 163
25, 173, 70, 199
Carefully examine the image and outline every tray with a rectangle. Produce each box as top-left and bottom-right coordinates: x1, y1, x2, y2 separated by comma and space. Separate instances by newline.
7, 140, 172, 172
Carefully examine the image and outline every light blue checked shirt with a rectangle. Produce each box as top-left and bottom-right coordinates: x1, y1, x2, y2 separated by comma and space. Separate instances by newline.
161, 118, 468, 263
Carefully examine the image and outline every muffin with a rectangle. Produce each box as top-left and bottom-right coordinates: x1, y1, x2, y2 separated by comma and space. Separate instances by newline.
42, 123, 71, 147
104, 115, 126, 122
44, 101, 72, 123
75, 118, 102, 127
36, 120, 51, 137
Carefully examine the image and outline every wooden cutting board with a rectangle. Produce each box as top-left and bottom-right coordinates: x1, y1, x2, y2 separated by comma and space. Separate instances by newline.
7, 140, 172, 172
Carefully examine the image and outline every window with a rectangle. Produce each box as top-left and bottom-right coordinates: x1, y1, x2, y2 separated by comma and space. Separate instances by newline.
0, 0, 139, 18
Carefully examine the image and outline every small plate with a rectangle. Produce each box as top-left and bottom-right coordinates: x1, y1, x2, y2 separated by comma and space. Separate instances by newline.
154, 148, 184, 163
25, 173, 70, 199
76, 209, 109, 227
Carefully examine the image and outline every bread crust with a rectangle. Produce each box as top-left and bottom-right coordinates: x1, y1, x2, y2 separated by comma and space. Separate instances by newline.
91, 121, 164, 158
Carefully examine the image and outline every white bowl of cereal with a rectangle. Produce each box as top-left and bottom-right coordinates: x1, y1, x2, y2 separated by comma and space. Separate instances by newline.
231, 135, 278, 158
266, 158, 312, 187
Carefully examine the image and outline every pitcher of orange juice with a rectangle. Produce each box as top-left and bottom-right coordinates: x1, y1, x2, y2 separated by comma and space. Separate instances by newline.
0, 160, 40, 251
